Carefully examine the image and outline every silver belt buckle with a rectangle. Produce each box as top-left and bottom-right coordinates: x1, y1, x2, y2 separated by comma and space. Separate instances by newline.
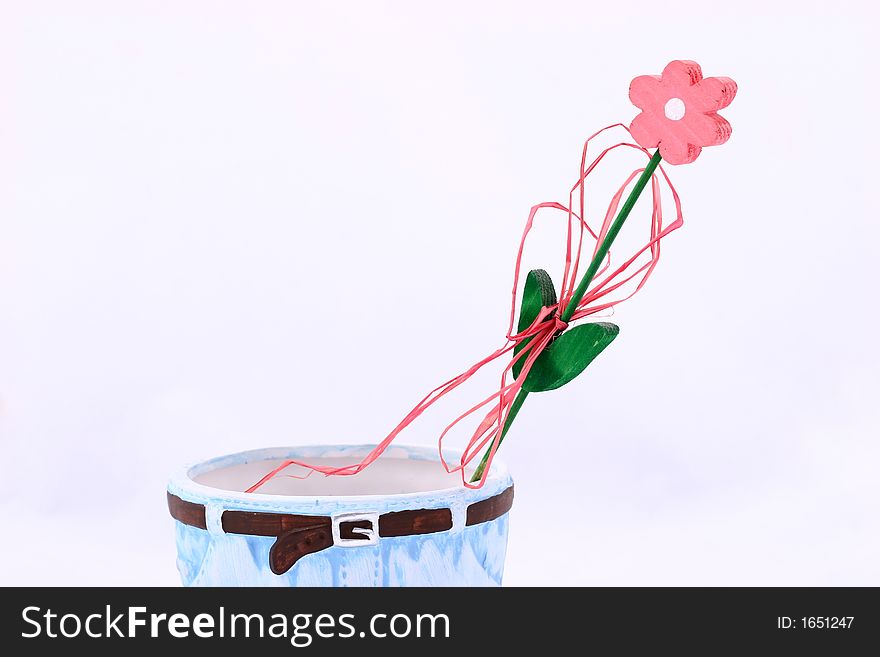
331, 511, 380, 547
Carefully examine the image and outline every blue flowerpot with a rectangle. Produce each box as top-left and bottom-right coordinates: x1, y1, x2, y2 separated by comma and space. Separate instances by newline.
167, 444, 513, 586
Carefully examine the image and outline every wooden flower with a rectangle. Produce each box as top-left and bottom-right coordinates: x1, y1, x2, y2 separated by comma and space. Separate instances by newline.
629, 60, 737, 164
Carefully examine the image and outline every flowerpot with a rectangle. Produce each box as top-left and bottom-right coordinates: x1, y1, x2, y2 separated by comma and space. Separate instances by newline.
167, 444, 514, 586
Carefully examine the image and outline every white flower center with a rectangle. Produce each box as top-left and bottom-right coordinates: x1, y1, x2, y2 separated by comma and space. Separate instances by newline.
664, 97, 686, 121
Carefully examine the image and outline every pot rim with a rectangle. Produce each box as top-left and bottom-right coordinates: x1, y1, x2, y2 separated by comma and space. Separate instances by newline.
168, 443, 511, 508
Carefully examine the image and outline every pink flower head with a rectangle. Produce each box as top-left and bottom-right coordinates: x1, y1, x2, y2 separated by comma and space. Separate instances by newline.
629, 60, 737, 165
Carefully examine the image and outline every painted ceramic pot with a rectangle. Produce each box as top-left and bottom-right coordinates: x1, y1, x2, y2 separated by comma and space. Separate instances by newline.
167, 444, 514, 586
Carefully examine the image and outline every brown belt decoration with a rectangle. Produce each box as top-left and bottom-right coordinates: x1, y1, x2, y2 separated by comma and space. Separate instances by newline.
167, 486, 514, 575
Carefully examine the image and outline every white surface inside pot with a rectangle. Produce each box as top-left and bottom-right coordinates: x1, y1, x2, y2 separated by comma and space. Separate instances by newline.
193, 455, 472, 496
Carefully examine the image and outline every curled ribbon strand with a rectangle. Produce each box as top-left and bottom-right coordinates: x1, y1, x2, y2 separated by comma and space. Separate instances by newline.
246, 124, 684, 493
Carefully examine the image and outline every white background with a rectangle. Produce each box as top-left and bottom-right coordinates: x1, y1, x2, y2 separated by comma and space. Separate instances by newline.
1, 1, 878, 586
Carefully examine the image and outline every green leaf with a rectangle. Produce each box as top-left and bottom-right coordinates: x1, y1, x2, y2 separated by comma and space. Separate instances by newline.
518, 322, 620, 393
511, 269, 557, 381
509, 270, 618, 391
517, 269, 557, 334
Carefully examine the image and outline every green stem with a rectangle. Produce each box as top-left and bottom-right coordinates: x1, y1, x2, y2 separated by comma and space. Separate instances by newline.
561, 149, 663, 322
469, 388, 529, 482
470, 149, 663, 483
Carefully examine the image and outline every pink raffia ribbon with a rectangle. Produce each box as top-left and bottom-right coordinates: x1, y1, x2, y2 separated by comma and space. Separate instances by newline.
246, 124, 684, 493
